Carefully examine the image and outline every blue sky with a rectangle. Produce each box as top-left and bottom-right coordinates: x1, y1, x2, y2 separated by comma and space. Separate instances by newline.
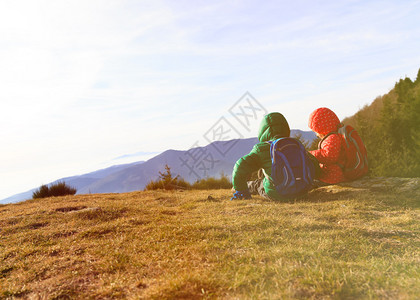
1, 0, 420, 200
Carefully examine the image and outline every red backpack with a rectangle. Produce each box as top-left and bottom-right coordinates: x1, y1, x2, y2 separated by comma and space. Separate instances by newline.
320, 125, 368, 181
337, 125, 369, 180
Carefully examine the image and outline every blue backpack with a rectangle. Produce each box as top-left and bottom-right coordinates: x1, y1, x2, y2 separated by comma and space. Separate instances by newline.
266, 138, 315, 198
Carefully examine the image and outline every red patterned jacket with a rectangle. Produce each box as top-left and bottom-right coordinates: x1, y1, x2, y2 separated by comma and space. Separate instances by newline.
308, 107, 346, 184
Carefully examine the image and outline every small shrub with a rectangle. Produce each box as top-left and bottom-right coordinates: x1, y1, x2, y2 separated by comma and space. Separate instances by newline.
145, 165, 190, 190
145, 166, 232, 191
292, 132, 320, 151
32, 181, 77, 199
308, 136, 321, 151
292, 132, 310, 150
191, 174, 232, 190
32, 184, 50, 199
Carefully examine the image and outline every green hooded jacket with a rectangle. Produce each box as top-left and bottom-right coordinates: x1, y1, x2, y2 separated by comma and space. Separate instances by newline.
232, 112, 291, 201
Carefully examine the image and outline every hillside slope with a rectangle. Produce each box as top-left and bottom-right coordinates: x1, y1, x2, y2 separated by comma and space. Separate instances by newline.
342, 68, 420, 177
1, 178, 418, 299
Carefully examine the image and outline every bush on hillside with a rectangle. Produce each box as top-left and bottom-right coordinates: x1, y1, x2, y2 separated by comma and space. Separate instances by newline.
191, 174, 232, 190
145, 164, 190, 190
292, 133, 311, 150
32, 181, 77, 199
344, 67, 420, 177
308, 136, 321, 151
145, 165, 232, 191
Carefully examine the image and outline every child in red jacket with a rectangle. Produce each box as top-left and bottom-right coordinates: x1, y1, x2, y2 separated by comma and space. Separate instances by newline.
308, 107, 346, 184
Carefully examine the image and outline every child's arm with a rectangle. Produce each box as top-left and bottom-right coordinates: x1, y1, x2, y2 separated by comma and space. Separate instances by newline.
232, 149, 261, 193
310, 134, 342, 164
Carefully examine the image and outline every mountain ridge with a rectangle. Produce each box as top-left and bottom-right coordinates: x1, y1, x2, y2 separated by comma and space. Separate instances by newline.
1, 130, 315, 204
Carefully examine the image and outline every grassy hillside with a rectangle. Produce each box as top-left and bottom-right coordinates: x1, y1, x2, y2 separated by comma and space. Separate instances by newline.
1, 181, 419, 299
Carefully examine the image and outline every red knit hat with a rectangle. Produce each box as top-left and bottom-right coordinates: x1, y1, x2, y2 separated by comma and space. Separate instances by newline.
308, 107, 340, 135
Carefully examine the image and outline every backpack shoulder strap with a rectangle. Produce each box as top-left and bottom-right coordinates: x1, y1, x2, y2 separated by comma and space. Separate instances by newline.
318, 132, 338, 149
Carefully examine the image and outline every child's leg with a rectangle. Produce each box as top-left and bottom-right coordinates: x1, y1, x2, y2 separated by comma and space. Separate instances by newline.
247, 179, 263, 195
247, 179, 272, 200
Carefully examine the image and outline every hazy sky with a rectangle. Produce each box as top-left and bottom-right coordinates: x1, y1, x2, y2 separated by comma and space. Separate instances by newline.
1, 0, 420, 200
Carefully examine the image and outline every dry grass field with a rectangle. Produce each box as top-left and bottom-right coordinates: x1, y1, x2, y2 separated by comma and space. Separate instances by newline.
1, 180, 419, 299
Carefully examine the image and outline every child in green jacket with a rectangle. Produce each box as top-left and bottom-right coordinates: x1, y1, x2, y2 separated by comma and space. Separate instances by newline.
231, 112, 318, 201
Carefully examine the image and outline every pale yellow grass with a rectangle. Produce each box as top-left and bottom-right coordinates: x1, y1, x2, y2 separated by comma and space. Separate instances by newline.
0, 186, 419, 299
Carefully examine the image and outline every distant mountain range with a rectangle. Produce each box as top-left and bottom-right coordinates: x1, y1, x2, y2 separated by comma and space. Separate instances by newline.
1, 130, 315, 204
